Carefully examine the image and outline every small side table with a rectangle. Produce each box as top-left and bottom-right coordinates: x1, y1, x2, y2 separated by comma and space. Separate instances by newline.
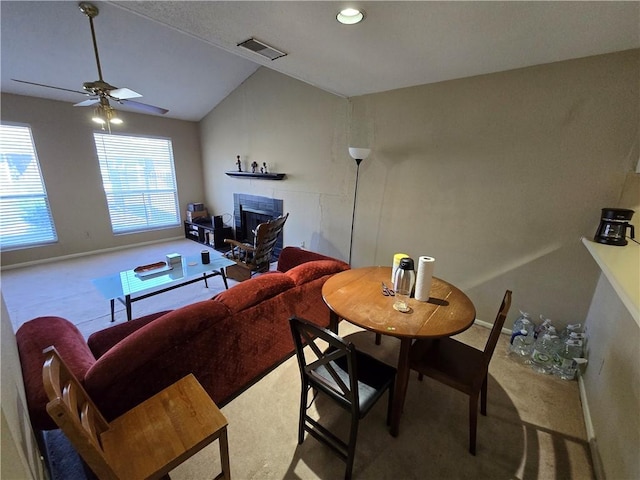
100, 374, 231, 479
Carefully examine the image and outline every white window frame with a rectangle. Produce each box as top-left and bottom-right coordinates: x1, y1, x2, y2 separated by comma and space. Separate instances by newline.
93, 132, 180, 234
0, 123, 58, 250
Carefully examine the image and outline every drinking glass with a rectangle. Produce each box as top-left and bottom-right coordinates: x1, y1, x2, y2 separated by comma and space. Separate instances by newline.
393, 289, 411, 312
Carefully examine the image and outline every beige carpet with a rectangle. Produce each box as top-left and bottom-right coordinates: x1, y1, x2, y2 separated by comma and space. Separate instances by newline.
2, 239, 594, 479
171, 323, 594, 479
2, 238, 239, 338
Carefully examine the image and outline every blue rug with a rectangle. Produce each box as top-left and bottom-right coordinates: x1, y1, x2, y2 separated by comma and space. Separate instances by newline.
40, 429, 96, 480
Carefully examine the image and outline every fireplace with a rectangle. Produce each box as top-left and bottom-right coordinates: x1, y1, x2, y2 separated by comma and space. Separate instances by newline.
233, 194, 284, 259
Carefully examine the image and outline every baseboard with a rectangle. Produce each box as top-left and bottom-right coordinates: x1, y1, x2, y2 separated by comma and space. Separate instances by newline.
1, 236, 184, 271
473, 317, 511, 336
578, 374, 605, 480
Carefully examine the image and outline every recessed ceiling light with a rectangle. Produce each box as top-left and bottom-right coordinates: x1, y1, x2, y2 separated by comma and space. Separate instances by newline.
337, 8, 365, 25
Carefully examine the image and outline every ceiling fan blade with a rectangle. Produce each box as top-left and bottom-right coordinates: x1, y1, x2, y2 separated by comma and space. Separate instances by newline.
74, 98, 100, 107
109, 87, 142, 100
15, 6, 164, 118
120, 99, 169, 115
12, 79, 87, 95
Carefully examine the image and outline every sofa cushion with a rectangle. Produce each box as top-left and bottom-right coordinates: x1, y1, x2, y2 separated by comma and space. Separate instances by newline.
85, 300, 230, 420
214, 273, 295, 314
286, 259, 350, 286
16, 316, 96, 430
88, 310, 171, 358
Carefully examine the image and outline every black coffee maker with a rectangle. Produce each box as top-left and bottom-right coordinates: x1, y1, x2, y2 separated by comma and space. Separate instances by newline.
594, 208, 635, 246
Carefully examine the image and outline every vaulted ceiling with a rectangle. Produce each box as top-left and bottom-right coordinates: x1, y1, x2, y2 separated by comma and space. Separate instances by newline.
2, 1, 638, 122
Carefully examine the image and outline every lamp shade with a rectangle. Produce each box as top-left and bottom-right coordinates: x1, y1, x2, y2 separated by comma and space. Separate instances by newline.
348, 147, 371, 160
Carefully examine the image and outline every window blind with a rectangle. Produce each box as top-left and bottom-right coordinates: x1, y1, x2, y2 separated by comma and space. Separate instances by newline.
0, 124, 58, 250
93, 133, 180, 234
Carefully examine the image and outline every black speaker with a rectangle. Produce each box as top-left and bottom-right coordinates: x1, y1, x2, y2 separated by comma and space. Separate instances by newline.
213, 215, 223, 228
214, 226, 233, 249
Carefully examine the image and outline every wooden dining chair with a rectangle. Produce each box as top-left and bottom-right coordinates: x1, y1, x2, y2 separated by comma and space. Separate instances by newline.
289, 316, 396, 480
408, 290, 512, 455
42, 346, 231, 480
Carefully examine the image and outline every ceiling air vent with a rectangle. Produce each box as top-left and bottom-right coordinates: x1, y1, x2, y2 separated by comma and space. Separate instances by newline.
237, 38, 287, 61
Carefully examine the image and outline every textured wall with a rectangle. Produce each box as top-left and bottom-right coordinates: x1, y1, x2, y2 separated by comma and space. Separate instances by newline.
201, 50, 639, 329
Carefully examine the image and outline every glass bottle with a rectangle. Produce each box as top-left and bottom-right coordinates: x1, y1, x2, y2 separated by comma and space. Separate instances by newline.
510, 311, 535, 359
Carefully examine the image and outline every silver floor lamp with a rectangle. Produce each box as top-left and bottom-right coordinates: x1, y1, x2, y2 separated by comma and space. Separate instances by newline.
348, 147, 371, 265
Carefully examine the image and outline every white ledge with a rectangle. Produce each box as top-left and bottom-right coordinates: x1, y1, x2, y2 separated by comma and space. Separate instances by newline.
582, 237, 639, 326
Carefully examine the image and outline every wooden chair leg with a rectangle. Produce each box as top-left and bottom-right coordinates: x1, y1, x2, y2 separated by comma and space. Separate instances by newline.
386, 382, 394, 426
298, 384, 308, 444
480, 375, 488, 416
469, 393, 479, 456
345, 411, 359, 480
216, 426, 231, 480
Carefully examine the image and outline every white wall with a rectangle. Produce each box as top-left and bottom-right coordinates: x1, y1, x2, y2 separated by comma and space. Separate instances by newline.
199, 68, 351, 260
583, 274, 639, 480
1, 293, 44, 479
200, 50, 639, 329
581, 170, 639, 480
0, 93, 205, 267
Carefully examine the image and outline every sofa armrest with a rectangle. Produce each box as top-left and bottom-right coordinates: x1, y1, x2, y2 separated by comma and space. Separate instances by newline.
16, 317, 97, 430
88, 310, 171, 358
277, 246, 349, 273
286, 259, 350, 286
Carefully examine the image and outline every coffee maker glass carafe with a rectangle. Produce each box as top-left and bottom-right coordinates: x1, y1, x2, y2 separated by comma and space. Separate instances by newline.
594, 208, 635, 246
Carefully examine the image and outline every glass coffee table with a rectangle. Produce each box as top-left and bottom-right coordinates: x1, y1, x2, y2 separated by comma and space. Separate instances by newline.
93, 255, 235, 322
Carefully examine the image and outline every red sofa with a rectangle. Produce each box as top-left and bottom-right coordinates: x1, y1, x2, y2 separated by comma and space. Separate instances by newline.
16, 247, 349, 431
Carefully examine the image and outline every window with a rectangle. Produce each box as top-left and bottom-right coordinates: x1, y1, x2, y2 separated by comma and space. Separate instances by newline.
0, 124, 58, 250
93, 133, 180, 234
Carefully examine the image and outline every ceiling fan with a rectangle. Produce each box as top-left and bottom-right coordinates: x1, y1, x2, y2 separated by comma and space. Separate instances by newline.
12, 2, 168, 123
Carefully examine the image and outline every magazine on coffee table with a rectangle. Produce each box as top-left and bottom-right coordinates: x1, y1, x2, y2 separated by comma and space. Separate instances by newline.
134, 262, 173, 278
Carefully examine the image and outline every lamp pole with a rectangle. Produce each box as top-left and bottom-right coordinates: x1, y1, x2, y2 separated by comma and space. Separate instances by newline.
348, 157, 363, 265
347, 147, 370, 266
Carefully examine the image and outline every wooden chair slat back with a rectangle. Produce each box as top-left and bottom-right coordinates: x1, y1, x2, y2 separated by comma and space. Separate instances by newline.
42, 346, 117, 480
482, 290, 512, 362
252, 213, 288, 266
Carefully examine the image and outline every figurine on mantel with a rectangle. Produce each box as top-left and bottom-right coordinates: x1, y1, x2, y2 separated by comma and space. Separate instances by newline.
261, 162, 269, 174
236, 155, 242, 172
251, 161, 259, 173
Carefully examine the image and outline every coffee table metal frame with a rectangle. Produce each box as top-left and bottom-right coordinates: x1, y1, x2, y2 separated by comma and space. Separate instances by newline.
93, 255, 235, 322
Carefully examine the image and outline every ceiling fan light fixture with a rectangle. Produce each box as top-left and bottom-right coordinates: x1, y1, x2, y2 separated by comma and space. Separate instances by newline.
337, 8, 365, 25
91, 102, 122, 129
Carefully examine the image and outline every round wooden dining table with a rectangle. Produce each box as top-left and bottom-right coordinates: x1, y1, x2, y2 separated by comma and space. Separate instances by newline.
322, 266, 476, 436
